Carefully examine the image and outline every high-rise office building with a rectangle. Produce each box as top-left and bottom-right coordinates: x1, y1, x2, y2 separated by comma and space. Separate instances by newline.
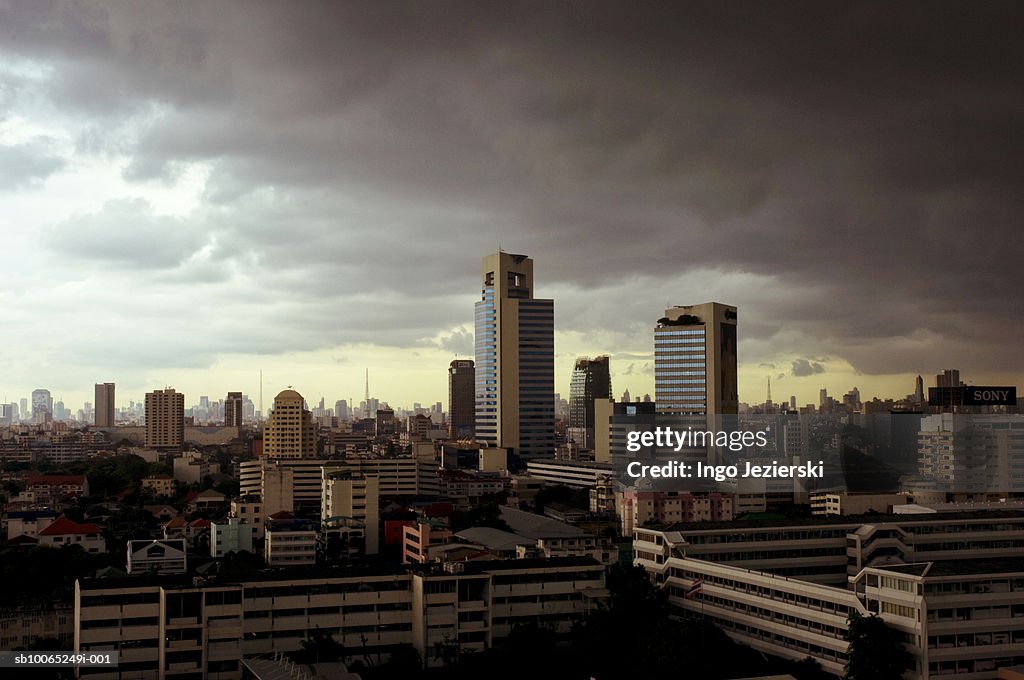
568, 355, 612, 450
654, 302, 738, 415
334, 399, 349, 421
448, 359, 475, 439
914, 375, 925, 404
224, 392, 244, 427
31, 389, 53, 424
94, 383, 115, 427
936, 369, 962, 388
145, 388, 185, 450
264, 389, 317, 459
474, 251, 555, 459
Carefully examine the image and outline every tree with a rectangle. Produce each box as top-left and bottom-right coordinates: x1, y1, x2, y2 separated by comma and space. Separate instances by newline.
292, 628, 346, 664
844, 611, 914, 680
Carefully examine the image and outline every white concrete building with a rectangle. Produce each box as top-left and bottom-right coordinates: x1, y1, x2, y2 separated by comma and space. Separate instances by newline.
210, 517, 254, 557
127, 539, 187, 575
322, 469, 380, 555
74, 557, 605, 678
635, 526, 1024, 680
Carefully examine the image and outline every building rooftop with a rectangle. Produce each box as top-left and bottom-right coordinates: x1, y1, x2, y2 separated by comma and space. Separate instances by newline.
26, 474, 86, 486
78, 556, 603, 591
499, 506, 586, 538
527, 458, 614, 470
455, 527, 528, 551
38, 517, 101, 536
921, 558, 1024, 578
650, 508, 1024, 533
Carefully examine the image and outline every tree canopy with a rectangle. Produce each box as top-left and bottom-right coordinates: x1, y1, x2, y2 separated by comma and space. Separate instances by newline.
845, 611, 914, 680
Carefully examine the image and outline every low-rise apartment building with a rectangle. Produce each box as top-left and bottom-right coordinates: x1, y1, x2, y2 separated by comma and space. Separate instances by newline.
644, 512, 1024, 587
74, 558, 605, 678
635, 526, 1024, 679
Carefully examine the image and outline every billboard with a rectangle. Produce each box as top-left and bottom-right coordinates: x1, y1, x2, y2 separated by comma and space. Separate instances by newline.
928, 386, 1017, 406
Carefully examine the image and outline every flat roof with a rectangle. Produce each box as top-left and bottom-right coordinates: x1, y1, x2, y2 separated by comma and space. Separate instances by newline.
78, 556, 603, 591
499, 506, 586, 538
922, 558, 1024, 577
647, 508, 1024, 533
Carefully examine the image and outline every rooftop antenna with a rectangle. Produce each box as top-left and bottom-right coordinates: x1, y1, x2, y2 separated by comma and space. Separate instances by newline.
766, 376, 772, 404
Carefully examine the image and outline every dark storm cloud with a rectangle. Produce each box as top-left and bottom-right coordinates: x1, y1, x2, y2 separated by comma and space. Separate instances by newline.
3, 1, 1023, 377
792, 359, 826, 378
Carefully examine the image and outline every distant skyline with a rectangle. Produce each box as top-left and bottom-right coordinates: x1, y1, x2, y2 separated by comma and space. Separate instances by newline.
1, 3, 1021, 411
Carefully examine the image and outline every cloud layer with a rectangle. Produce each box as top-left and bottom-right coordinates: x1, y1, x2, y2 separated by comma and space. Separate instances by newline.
1, 1, 1021, 406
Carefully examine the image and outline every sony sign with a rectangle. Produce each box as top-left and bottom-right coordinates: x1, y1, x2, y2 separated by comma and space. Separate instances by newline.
929, 386, 1017, 406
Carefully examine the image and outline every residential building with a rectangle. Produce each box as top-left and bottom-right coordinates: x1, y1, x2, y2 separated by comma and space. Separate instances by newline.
224, 392, 244, 428
525, 458, 614, 488
142, 475, 177, 498
917, 413, 1024, 494
264, 516, 317, 567
211, 517, 254, 557
635, 527, 1024, 679
3, 509, 58, 541
616, 490, 734, 536
94, 383, 115, 428
403, 520, 454, 563
37, 517, 104, 553
810, 492, 912, 516
24, 474, 90, 501
336, 456, 440, 497
263, 389, 317, 459
474, 251, 555, 459
127, 539, 187, 575
408, 413, 432, 440
145, 388, 185, 450
637, 512, 1024, 588
0, 602, 73, 649
173, 451, 211, 485
74, 557, 605, 677
322, 469, 380, 555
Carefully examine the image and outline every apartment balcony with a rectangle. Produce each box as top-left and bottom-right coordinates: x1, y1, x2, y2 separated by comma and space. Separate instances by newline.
167, 639, 201, 649
458, 600, 486, 611
166, 661, 202, 673
80, 605, 122, 620
166, 616, 201, 627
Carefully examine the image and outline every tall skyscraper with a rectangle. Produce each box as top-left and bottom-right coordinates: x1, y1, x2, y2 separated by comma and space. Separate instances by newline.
654, 302, 738, 415
225, 392, 244, 427
334, 399, 349, 421
95, 383, 115, 427
145, 388, 185, 450
448, 359, 475, 440
264, 389, 317, 459
474, 251, 555, 459
568, 356, 612, 449
31, 389, 53, 424
914, 375, 925, 404
936, 369, 962, 388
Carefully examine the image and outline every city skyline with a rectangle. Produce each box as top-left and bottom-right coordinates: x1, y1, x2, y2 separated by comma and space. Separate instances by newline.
2, 3, 1022, 413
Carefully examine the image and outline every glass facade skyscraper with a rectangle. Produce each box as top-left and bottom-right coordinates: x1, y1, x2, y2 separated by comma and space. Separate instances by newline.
474, 252, 555, 459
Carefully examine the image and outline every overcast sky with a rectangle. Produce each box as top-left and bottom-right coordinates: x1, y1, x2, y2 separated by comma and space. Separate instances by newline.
1, 1, 1022, 412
